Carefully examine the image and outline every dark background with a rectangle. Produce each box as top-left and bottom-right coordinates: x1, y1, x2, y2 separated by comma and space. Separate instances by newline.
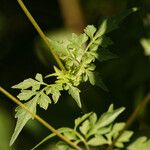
0, 0, 150, 149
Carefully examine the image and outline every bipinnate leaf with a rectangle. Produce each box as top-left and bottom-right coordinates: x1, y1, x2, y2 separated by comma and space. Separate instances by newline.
68, 85, 82, 108
10, 98, 37, 146
127, 137, 150, 150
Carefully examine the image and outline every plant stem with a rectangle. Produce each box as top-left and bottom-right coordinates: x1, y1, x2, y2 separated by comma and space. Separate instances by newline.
17, 0, 66, 72
106, 92, 150, 150
0, 86, 82, 150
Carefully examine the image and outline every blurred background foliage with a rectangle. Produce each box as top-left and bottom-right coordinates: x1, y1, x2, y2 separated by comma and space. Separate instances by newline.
0, 0, 150, 149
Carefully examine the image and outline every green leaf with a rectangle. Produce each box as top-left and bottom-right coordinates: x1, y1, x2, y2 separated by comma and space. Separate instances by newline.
10, 98, 37, 146
37, 92, 51, 110
17, 90, 37, 101
12, 78, 39, 90
96, 106, 125, 129
57, 141, 74, 150
68, 85, 81, 108
87, 135, 108, 146
35, 73, 43, 82
84, 25, 97, 39
79, 120, 90, 136
75, 112, 93, 129
127, 137, 150, 150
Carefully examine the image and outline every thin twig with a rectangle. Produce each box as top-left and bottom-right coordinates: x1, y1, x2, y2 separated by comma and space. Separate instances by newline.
106, 92, 150, 150
0, 86, 82, 150
17, 0, 66, 72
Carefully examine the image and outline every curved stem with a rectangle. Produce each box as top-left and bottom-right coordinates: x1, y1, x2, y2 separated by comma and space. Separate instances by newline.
0, 86, 81, 150
106, 92, 150, 150
17, 0, 66, 72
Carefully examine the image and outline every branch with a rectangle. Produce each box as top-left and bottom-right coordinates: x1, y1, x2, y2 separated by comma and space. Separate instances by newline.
0, 86, 81, 150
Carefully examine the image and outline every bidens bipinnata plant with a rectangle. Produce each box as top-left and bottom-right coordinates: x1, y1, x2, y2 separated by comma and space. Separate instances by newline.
8, 4, 150, 150
32, 104, 150, 150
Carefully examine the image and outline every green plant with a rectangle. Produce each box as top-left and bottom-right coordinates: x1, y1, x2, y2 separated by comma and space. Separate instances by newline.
32, 104, 150, 150
0, 1, 150, 150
